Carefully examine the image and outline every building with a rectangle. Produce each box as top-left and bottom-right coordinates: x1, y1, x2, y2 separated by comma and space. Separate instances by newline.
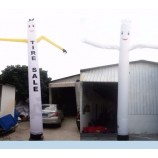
49, 75, 80, 116
49, 60, 158, 134
0, 84, 16, 117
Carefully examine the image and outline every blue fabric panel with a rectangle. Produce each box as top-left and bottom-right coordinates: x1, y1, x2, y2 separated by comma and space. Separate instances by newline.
0, 114, 16, 131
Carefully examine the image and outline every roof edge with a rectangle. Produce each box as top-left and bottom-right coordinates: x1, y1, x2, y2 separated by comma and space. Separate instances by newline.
81, 60, 158, 72
50, 74, 80, 82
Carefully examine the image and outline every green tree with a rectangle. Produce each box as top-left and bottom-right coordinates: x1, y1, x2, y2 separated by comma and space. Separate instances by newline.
0, 65, 52, 103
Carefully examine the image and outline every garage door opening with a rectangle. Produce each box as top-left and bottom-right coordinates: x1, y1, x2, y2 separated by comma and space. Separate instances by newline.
82, 82, 118, 133
50, 87, 77, 117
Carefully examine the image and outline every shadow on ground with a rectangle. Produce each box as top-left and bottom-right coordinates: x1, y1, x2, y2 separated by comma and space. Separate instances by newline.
43, 124, 61, 129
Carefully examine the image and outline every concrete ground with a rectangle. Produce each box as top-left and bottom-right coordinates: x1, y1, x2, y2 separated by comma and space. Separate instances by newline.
81, 133, 158, 141
0, 117, 80, 141
1, 117, 158, 141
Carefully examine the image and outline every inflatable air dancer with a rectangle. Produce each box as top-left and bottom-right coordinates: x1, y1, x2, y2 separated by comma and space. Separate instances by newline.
83, 20, 158, 140
27, 19, 67, 140
0, 19, 67, 140
83, 20, 131, 140
117, 21, 130, 140
27, 19, 44, 140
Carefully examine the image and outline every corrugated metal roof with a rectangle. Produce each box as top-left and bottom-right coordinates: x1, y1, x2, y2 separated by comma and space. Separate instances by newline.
80, 60, 158, 82
80, 65, 118, 82
49, 74, 80, 88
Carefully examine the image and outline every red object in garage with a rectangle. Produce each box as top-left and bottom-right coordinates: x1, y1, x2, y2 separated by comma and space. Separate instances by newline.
83, 126, 109, 133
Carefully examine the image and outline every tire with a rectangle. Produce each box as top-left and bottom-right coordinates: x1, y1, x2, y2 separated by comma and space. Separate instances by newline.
58, 120, 61, 127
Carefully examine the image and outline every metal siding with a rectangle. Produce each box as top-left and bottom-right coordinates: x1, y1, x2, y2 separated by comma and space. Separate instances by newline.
154, 65, 158, 114
96, 68, 102, 82
129, 62, 158, 115
152, 64, 158, 114
80, 65, 118, 82
81, 61, 158, 115
49, 82, 75, 88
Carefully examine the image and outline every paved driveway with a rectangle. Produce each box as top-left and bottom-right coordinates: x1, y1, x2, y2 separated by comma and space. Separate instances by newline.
0, 117, 80, 141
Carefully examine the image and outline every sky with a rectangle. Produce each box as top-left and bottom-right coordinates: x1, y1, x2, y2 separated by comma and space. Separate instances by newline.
0, 1, 158, 80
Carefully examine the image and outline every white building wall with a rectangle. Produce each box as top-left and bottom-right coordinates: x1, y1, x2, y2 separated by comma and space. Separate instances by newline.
128, 62, 158, 134
75, 82, 80, 111
0, 85, 15, 117
129, 62, 158, 115
81, 61, 158, 134
129, 115, 158, 134
80, 83, 91, 132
